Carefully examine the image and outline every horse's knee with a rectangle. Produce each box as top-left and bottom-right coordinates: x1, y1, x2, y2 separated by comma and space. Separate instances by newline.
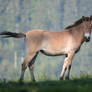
22, 62, 27, 70
63, 63, 67, 71
29, 64, 34, 71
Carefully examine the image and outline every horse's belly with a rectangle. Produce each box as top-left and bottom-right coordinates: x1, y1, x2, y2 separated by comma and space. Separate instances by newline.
40, 49, 64, 56
41, 46, 67, 55
41, 46, 77, 56
41, 42, 78, 55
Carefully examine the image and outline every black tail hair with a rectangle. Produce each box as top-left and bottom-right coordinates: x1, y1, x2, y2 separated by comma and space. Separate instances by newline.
0, 31, 26, 38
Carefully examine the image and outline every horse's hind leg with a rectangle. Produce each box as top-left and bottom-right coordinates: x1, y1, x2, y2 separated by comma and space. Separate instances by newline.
28, 53, 38, 82
19, 53, 36, 82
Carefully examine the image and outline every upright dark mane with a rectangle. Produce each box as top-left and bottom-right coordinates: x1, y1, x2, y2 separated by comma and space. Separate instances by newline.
65, 17, 90, 29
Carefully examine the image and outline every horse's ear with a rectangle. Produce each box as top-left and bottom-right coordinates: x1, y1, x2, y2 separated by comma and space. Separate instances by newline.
82, 16, 85, 21
90, 15, 92, 20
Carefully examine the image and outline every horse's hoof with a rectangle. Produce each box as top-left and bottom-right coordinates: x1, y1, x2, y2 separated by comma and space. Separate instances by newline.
59, 77, 63, 80
32, 79, 36, 82
19, 79, 24, 84
65, 76, 69, 80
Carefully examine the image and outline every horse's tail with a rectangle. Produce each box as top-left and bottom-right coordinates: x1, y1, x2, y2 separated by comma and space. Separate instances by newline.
0, 31, 26, 38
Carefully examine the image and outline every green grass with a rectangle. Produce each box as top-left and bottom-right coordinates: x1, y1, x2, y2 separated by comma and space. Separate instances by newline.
0, 78, 92, 92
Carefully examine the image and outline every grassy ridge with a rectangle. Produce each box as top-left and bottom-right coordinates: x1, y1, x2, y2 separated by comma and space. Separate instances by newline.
0, 78, 92, 92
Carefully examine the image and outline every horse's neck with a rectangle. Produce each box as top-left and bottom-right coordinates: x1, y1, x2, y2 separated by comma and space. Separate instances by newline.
71, 23, 85, 43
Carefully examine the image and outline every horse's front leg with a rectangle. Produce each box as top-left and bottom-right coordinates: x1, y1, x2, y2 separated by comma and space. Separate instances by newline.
65, 64, 72, 80
60, 51, 74, 80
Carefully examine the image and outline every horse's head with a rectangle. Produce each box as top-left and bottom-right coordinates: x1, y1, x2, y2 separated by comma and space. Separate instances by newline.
82, 16, 92, 42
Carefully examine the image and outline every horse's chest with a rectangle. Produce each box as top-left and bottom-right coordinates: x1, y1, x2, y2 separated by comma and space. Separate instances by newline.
63, 39, 79, 53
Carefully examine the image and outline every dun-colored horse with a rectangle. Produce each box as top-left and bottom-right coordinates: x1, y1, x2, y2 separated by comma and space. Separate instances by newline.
0, 16, 92, 82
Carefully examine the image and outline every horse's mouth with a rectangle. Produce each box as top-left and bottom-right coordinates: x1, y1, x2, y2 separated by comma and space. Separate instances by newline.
85, 38, 90, 42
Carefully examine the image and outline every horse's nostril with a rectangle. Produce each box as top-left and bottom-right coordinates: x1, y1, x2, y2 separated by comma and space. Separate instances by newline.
88, 37, 90, 40
85, 36, 90, 42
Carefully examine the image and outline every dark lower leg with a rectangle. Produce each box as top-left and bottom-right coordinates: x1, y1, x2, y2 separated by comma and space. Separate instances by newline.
65, 64, 71, 80
28, 53, 38, 82
60, 65, 67, 80
29, 64, 35, 82
19, 63, 27, 82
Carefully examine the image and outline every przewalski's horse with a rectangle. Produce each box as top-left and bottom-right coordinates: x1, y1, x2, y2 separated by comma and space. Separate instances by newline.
0, 16, 92, 82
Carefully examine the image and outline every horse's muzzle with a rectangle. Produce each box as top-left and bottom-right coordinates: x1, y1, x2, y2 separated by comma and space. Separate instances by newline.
85, 37, 90, 42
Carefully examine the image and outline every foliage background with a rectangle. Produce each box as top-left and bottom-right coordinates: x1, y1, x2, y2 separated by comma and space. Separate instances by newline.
0, 0, 92, 81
